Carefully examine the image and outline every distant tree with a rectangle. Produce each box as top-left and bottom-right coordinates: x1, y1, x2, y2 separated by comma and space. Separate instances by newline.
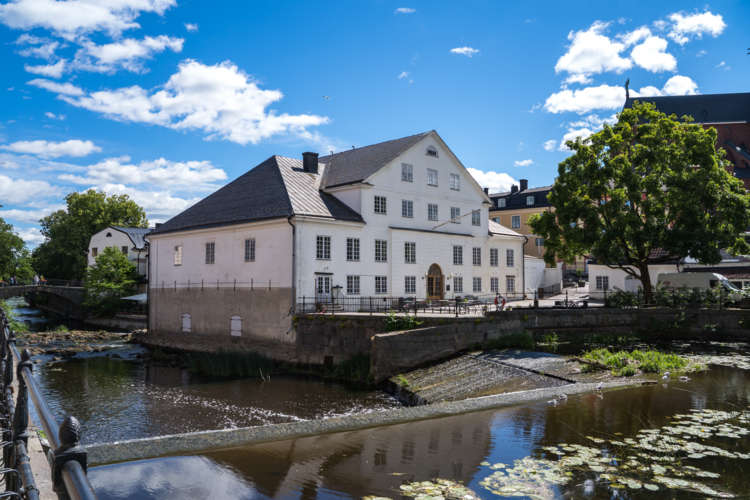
530, 101, 750, 303
84, 247, 138, 315
0, 217, 33, 282
32, 190, 147, 280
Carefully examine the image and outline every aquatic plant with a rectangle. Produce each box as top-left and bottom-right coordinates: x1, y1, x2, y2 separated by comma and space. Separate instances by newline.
581, 348, 703, 377
390, 478, 479, 500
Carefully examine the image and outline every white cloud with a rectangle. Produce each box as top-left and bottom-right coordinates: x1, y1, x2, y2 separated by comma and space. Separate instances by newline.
1, 139, 100, 158
184, 22, 198, 32
543, 139, 557, 151
559, 127, 594, 151
450, 46, 479, 57
514, 159, 533, 167
0, 0, 176, 39
24, 59, 66, 78
94, 183, 199, 220
634, 75, 699, 97
16, 227, 45, 246
394, 7, 415, 14
696, 49, 707, 57
0, 207, 61, 224
563, 74, 592, 85
397, 71, 409, 79
620, 26, 651, 46
44, 111, 65, 120
668, 11, 726, 45
58, 156, 227, 190
715, 61, 730, 71
27, 78, 83, 96
555, 21, 631, 81
0, 174, 58, 203
45, 59, 329, 145
567, 113, 618, 130
18, 40, 59, 59
75, 35, 183, 73
544, 84, 625, 114
630, 36, 676, 72
467, 168, 516, 193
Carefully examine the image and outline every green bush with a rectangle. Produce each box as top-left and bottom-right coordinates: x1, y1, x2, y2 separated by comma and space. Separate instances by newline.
84, 247, 138, 316
384, 313, 423, 332
0, 300, 28, 332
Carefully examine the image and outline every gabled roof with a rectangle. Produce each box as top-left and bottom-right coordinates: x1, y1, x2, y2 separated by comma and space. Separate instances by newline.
151, 156, 363, 235
489, 186, 553, 211
319, 131, 432, 188
488, 220, 523, 238
624, 92, 750, 124
111, 226, 151, 250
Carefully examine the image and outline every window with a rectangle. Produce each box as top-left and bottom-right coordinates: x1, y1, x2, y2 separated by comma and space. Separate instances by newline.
404, 276, 416, 294
428, 203, 438, 221
91, 247, 98, 257
401, 199, 414, 218
450, 173, 460, 191
374, 195, 387, 214
427, 168, 438, 186
401, 163, 413, 182
596, 276, 609, 291
316, 235, 331, 260
453, 245, 463, 265
181, 313, 191, 333
347, 275, 360, 295
535, 238, 544, 247
404, 242, 416, 264
244, 238, 255, 262
230, 316, 242, 337
473, 277, 482, 293
491, 277, 499, 293
506, 276, 516, 294
121, 245, 128, 255
205, 242, 215, 264
526, 195, 535, 206
472, 210, 481, 226
490, 248, 498, 267
375, 276, 388, 294
511, 215, 521, 228
454, 276, 463, 293
492, 217, 500, 223
375, 239, 388, 262
472, 247, 481, 266
426, 146, 439, 158
506, 249, 514, 267
346, 238, 360, 261
451, 207, 460, 224
173, 245, 182, 266
497, 198, 506, 208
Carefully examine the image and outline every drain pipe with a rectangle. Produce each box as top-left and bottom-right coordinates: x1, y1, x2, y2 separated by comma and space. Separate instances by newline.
522, 235, 528, 299
287, 216, 296, 313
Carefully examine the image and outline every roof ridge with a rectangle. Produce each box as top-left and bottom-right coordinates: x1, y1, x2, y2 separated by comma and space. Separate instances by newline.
319, 130, 431, 160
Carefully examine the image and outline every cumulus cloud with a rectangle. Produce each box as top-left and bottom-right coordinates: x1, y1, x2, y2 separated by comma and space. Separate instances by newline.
514, 159, 533, 167
16, 227, 45, 246
564, 74, 592, 85
27, 78, 83, 96
555, 21, 631, 81
450, 46, 479, 57
0, 207, 61, 224
184, 22, 198, 32
394, 7, 415, 14
543, 140, 557, 151
467, 168, 516, 193
94, 182, 200, 220
1, 139, 100, 158
40, 59, 329, 145
630, 36, 677, 72
544, 84, 626, 114
619, 26, 651, 46
0, 0, 176, 39
668, 11, 726, 45
75, 35, 184, 73
0, 174, 59, 203
18, 40, 59, 59
634, 75, 699, 97
58, 156, 227, 190
44, 111, 65, 120
24, 59, 66, 78
559, 127, 595, 151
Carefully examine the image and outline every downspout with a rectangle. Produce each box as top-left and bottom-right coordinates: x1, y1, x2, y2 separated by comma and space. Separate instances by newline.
522, 235, 529, 298
287, 216, 296, 313
145, 239, 150, 334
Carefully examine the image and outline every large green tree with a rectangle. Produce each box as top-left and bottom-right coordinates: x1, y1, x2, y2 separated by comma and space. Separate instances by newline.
531, 101, 750, 302
32, 190, 147, 280
84, 246, 138, 315
0, 217, 33, 282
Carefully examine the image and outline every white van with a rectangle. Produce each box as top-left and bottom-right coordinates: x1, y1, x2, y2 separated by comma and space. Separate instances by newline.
657, 272, 744, 302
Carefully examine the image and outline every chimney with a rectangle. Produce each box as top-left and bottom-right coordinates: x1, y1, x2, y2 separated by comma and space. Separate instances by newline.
510, 184, 518, 194
483, 187, 489, 195
520, 179, 528, 191
302, 152, 319, 173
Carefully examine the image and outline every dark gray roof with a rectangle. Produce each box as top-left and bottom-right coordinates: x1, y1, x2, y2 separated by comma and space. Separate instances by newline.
624, 92, 750, 124
112, 226, 151, 249
151, 156, 363, 235
319, 131, 432, 188
489, 186, 553, 211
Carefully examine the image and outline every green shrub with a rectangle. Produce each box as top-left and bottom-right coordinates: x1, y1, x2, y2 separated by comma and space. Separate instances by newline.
582, 348, 694, 377
384, 313, 423, 332
0, 300, 28, 332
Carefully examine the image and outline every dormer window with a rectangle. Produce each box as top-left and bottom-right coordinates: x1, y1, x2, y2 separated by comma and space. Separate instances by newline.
426, 146, 438, 158
106, 232, 112, 237
497, 198, 506, 208
526, 195, 535, 206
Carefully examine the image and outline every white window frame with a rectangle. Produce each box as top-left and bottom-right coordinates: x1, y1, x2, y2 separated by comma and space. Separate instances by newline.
401, 199, 414, 218
375, 276, 388, 294
404, 242, 416, 264
490, 248, 498, 267
472, 247, 481, 266
401, 163, 413, 182
450, 173, 460, 191
451, 207, 460, 224
230, 316, 242, 337
511, 215, 521, 229
497, 198, 506, 208
491, 277, 499, 293
473, 277, 482, 293
506, 248, 514, 267
454, 276, 463, 293
426, 146, 439, 158
346, 237, 360, 262
374, 195, 387, 214
596, 276, 609, 291
316, 235, 331, 260
404, 276, 416, 295
244, 238, 255, 262
427, 168, 438, 186
506, 275, 516, 294
173, 245, 182, 266
471, 210, 481, 226
205, 241, 215, 265
452, 245, 463, 265
374, 239, 388, 262
526, 195, 535, 206
347, 275, 360, 295
428, 203, 438, 221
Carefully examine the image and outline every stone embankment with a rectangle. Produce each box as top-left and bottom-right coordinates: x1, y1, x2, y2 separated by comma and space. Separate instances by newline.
17, 329, 134, 358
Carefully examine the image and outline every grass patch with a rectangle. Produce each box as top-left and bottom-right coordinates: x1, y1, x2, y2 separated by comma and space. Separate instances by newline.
394, 374, 410, 388
581, 348, 705, 377
485, 331, 535, 350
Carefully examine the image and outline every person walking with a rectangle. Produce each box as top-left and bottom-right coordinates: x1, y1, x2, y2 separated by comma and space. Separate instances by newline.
33, 274, 39, 286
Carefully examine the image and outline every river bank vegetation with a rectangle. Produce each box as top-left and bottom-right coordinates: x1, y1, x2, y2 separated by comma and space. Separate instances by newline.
580, 348, 706, 377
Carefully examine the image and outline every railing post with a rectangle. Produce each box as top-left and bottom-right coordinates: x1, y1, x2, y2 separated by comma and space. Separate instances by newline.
52, 416, 87, 500
12, 349, 32, 447
2, 326, 12, 482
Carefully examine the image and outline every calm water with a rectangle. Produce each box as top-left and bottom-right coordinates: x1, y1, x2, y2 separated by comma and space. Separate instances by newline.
89, 365, 750, 499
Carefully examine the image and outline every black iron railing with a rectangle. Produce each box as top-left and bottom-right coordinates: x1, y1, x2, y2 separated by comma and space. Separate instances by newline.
0, 310, 97, 500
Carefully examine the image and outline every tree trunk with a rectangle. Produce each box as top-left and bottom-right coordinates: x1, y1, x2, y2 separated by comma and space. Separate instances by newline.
639, 264, 653, 304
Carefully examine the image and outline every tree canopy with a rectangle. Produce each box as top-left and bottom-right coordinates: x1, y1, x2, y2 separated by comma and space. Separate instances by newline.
0, 217, 33, 282
32, 190, 147, 280
530, 101, 750, 301
84, 246, 138, 315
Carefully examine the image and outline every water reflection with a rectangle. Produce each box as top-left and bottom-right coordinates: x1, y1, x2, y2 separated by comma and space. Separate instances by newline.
91, 366, 750, 499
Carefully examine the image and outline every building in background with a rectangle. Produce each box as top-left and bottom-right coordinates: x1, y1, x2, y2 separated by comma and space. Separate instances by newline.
87, 226, 151, 277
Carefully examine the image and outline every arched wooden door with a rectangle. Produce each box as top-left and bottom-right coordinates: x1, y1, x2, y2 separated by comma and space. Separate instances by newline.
426, 263, 444, 300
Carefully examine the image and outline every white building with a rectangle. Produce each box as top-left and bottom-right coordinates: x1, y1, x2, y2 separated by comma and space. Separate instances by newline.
147, 131, 526, 342
88, 226, 151, 277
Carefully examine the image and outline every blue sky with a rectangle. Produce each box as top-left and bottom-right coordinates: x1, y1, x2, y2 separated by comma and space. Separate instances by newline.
0, 1, 748, 247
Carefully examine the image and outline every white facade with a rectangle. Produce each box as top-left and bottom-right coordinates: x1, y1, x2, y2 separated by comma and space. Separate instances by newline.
148, 132, 525, 302
88, 227, 149, 277
525, 257, 563, 295
588, 263, 678, 299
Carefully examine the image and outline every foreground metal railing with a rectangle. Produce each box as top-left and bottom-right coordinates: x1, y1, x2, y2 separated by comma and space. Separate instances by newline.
0, 310, 97, 500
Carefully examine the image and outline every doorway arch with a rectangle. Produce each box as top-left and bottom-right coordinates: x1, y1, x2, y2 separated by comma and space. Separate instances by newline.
426, 263, 444, 300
